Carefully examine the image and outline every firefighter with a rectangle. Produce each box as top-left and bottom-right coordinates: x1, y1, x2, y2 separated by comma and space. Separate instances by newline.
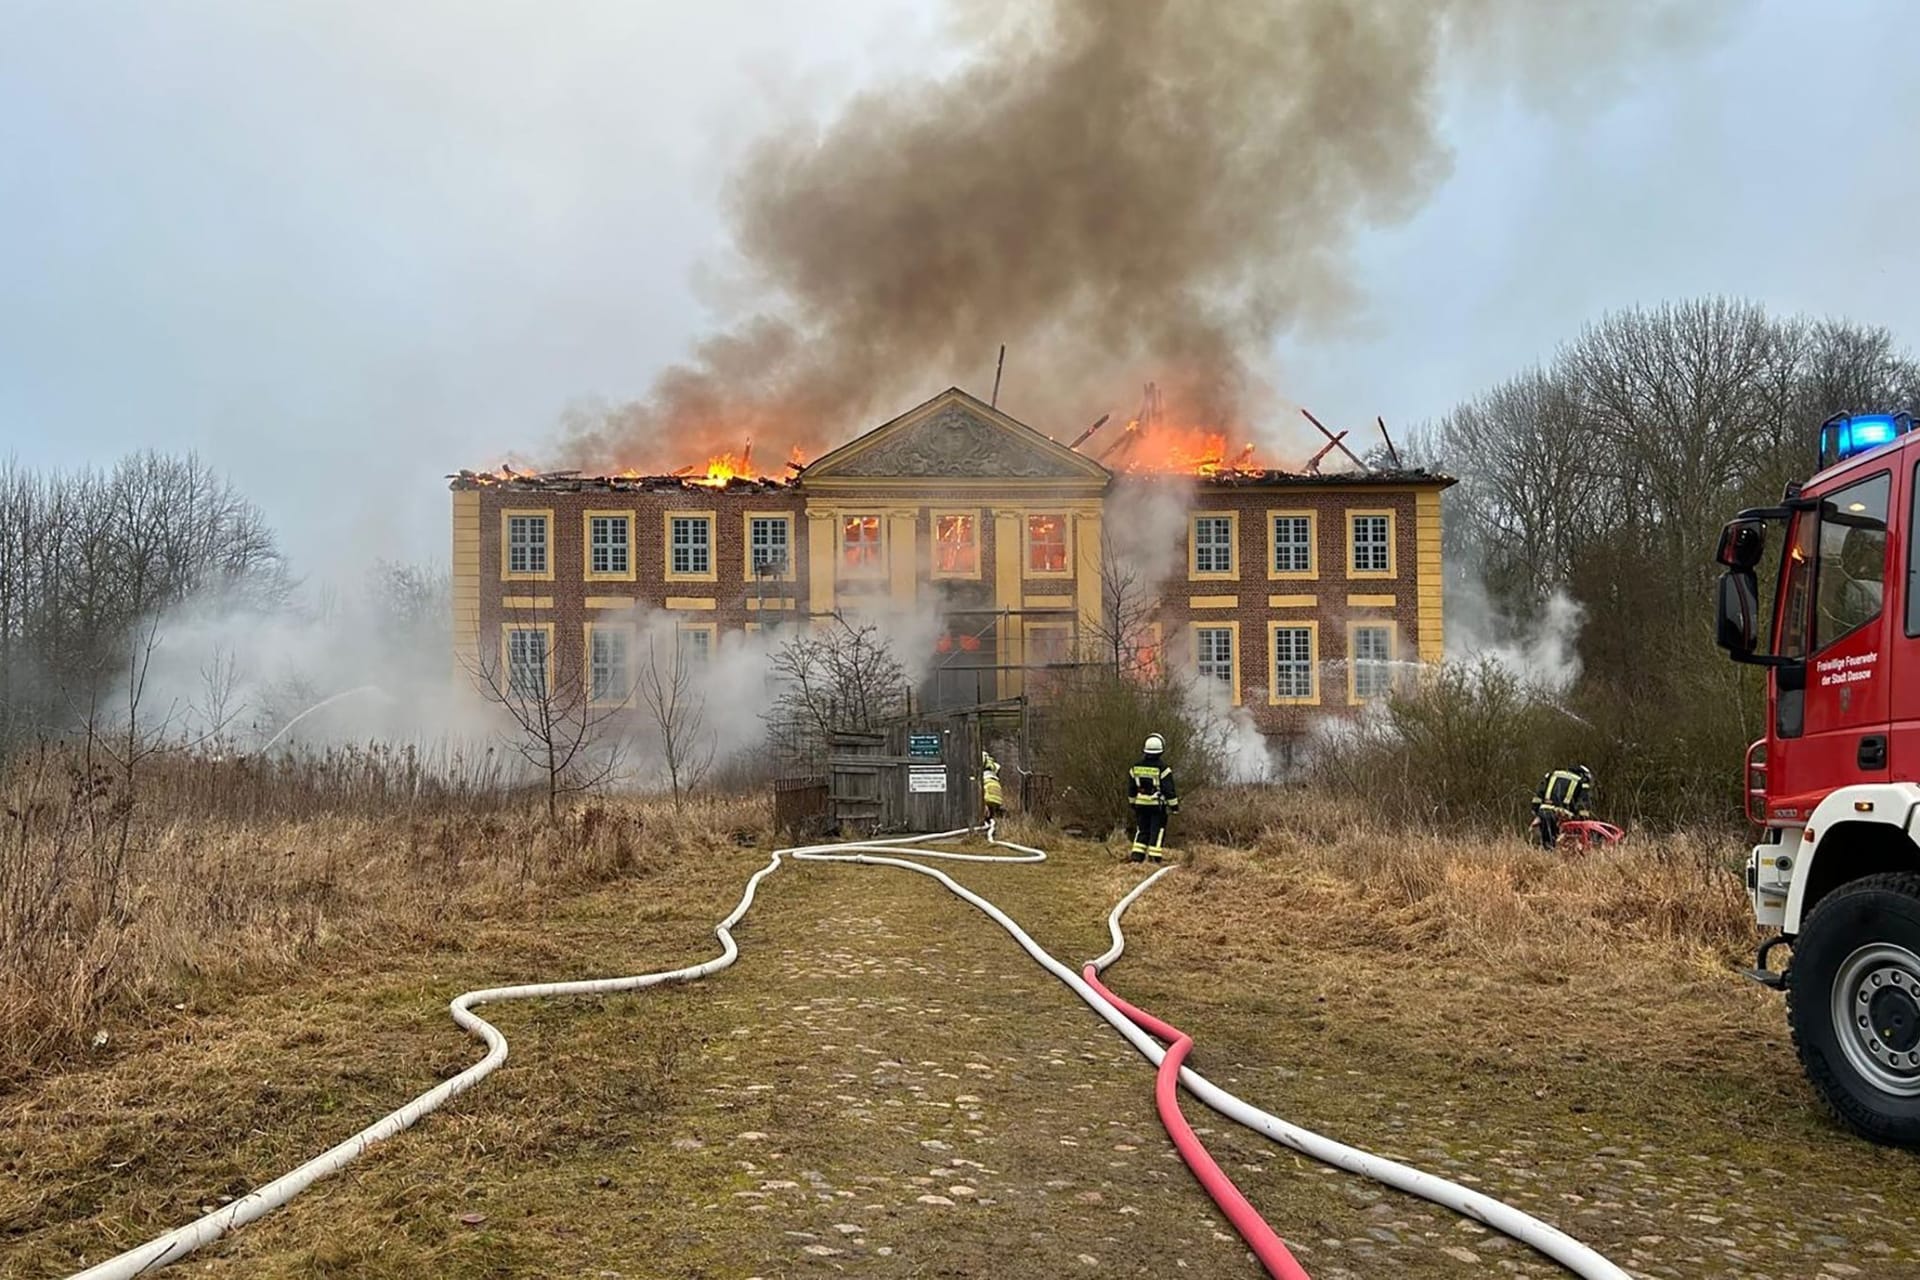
1531, 764, 1594, 849
981, 757, 1005, 830
1126, 733, 1179, 863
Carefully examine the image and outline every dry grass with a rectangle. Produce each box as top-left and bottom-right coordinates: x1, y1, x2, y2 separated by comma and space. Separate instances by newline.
1163, 785, 1757, 1075
5, 782, 1920, 1278
0, 742, 767, 1084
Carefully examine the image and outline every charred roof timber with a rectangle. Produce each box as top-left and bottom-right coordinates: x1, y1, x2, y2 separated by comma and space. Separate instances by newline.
447, 465, 1453, 493
447, 469, 793, 493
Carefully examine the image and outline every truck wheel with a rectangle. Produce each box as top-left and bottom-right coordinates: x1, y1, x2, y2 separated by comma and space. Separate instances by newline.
1786, 872, 1920, 1146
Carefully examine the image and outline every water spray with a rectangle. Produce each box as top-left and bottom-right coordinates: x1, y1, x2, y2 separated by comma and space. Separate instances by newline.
253, 685, 388, 755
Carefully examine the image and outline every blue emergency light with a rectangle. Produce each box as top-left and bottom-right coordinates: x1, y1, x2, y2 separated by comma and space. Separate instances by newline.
1819, 411, 1914, 469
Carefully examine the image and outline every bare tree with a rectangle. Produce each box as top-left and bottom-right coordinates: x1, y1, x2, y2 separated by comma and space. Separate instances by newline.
466, 627, 624, 824
764, 615, 908, 764
635, 632, 715, 810
1084, 526, 1161, 676
0, 451, 285, 748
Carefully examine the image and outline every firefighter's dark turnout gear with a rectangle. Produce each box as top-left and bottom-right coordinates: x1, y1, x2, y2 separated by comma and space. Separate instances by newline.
1127, 748, 1178, 863
1532, 767, 1593, 849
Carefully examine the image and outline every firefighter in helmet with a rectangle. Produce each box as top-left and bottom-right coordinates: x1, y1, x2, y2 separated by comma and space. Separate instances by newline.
981, 756, 1005, 830
1126, 733, 1179, 863
1531, 764, 1594, 849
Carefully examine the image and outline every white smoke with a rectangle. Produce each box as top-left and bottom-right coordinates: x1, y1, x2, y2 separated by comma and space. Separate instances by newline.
1443, 570, 1584, 692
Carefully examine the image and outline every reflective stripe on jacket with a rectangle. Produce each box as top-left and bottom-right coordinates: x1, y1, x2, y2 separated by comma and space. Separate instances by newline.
1533, 769, 1590, 816
1127, 760, 1177, 808
983, 774, 1004, 806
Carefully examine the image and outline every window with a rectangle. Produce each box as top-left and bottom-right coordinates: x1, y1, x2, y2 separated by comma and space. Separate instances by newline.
1350, 512, 1393, 576
677, 624, 714, 668
1026, 622, 1074, 666
934, 512, 980, 577
748, 515, 791, 578
1027, 514, 1069, 575
1813, 471, 1890, 650
588, 625, 631, 704
1133, 623, 1164, 680
505, 626, 549, 698
504, 511, 550, 578
586, 513, 632, 579
1192, 514, 1235, 577
1351, 624, 1394, 701
842, 515, 884, 575
1910, 462, 1920, 638
1271, 624, 1316, 703
669, 514, 713, 579
1271, 513, 1315, 576
1195, 625, 1234, 686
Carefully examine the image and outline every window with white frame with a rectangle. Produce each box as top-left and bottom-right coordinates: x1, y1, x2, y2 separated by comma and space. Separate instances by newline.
589, 626, 631, 703
1273, 515, 1312, 574
749, 516, 790, 576
588, 515, 630, 576
507, 514, 549, 575
1193, 515, 1234, 575
677, 626, 714, 668
506, 627, 549, 698
670, 515, 712, 577
1351, 513, 1391, 573
1028, 514, 1069, 574
1352, 625, 1394, 700
842, 515, 884, 574
934, 512, 979, 575
1194, 625, 1234, 687
1272, 626, 1314, 700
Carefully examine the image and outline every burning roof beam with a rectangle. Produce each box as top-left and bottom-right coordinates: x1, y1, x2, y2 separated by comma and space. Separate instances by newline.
1300, 407, 1370, 472
1068, 413, 1112, 451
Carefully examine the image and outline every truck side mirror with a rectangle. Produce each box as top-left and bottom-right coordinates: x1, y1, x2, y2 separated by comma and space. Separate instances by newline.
1716, 519, 1768, 571
1716, 570, 1760, 656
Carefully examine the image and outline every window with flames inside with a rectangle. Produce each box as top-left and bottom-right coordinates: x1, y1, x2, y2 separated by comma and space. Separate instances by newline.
935, 513, 978, 575
843, 515, 883, 575
1028, 515, 1067, 574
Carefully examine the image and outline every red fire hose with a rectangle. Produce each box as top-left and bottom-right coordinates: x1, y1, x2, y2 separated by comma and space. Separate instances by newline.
1081, 964, 1312, 1280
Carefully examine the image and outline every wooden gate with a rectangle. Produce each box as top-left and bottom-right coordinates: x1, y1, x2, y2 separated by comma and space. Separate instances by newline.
772, 774, 830, 839
827, 715, 983, 834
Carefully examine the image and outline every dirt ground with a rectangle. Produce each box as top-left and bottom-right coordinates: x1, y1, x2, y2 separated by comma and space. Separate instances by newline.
5, 823, 1919, 1279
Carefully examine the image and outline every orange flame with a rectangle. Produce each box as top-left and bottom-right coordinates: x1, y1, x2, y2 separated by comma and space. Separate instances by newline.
1091, 381, 1264, 477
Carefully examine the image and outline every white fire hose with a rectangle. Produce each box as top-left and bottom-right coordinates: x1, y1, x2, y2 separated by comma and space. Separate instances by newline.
69, 826, 1626, 1280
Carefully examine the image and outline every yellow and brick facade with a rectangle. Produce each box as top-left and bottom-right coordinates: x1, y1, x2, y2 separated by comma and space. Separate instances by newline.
452, 388, 1452, 739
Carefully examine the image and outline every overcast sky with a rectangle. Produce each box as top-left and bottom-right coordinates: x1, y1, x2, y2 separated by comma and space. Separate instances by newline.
3, 1, 1917, 580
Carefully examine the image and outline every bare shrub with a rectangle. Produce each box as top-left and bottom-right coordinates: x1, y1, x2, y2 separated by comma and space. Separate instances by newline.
1033, 664, 1232, 833
1310, 657, 1568, 831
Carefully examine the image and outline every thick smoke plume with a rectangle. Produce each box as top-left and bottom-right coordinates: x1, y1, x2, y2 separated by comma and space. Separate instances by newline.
561, 0, 1732, 470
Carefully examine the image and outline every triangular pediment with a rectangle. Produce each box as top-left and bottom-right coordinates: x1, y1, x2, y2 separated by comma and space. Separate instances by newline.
801, 389, 1110, 486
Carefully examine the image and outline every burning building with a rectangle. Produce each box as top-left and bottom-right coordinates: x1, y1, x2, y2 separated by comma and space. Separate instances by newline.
449, 387, 1451, 737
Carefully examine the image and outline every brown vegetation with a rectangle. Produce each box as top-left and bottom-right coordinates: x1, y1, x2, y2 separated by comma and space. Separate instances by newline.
7, 781, 1915, 1279
0, 742, 764, 1084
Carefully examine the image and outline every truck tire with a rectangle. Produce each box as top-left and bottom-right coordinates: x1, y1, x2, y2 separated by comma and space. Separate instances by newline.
1786, 872, 1920, 1146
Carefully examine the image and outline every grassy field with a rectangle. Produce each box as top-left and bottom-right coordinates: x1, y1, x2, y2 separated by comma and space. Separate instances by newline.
5, 795, 1920, 1279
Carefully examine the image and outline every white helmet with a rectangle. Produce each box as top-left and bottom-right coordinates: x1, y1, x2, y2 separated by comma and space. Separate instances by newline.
1144, 733, 1165, 754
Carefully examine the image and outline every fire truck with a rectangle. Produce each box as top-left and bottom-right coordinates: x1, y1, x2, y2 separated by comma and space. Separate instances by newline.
1715, 411, 1920, 1145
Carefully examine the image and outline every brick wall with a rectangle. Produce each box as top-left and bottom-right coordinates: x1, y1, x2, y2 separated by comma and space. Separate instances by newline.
474, 484, 805, 678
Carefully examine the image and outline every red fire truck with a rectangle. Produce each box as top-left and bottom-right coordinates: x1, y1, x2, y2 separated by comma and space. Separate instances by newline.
1715, 411, 1920, 1145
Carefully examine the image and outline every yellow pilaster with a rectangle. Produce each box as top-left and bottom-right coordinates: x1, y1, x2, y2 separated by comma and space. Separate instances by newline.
994, 509, 1024, 699
807, 510, 837, 620
1415, 489, 1444, 662
451, 490, 480, 686
1075, 509, 1102, 650
888, 509, 918, 608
